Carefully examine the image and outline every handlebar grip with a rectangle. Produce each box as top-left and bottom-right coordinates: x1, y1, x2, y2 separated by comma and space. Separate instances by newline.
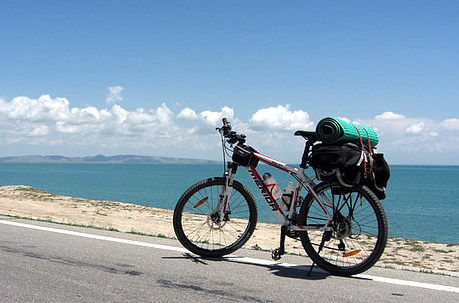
221, 118, 231, 130
220, 118, 245, 144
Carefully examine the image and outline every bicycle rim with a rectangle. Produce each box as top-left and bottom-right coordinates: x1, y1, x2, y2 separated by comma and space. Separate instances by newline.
173, 177, 257, 257
299, 182, 388, 276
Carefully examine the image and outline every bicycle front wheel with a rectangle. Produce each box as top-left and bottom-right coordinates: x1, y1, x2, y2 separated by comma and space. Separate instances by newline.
299, 182, 388, 276
173, 177, 258, 257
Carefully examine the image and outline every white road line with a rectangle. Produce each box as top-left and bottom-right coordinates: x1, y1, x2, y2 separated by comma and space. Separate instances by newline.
0, 219, 188, 253
1, 219, 458, 294
355, 274, 459, 293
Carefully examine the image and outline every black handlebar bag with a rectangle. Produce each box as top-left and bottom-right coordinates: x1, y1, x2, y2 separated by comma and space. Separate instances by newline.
232, 145, 259, 167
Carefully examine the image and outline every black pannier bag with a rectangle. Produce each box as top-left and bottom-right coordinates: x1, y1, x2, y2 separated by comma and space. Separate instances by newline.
364, 153, 390, 200
232, 145, 259, 167
309, 142, 390, 200
309, 142, 368, 186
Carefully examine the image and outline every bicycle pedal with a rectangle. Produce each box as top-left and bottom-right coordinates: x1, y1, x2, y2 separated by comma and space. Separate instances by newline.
271, 248, 283, 261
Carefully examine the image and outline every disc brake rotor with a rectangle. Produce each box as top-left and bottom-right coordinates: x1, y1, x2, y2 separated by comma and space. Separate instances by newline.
206, 212, 227, 230
334, 216, 352, 240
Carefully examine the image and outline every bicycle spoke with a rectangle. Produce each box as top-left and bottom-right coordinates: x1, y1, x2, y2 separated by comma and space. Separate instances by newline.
299, 182, 387, 276
173, 177, 257, 257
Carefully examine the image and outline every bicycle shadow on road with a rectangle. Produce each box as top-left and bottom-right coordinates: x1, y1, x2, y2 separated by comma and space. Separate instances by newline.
163, 253, 329, 281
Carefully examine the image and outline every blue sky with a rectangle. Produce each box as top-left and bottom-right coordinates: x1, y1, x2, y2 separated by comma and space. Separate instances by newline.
1, 0, 458, 164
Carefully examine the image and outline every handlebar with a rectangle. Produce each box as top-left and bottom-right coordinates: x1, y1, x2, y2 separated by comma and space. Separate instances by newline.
219, 118, 318, 146
218, 118, 316, 168
218, 118, 246, 145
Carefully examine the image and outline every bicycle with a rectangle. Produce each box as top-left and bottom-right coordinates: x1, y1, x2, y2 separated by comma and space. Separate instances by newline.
173, 118, 388, 276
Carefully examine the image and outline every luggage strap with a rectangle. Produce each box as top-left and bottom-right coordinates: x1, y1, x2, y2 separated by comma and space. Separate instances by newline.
352, 125, 373, 174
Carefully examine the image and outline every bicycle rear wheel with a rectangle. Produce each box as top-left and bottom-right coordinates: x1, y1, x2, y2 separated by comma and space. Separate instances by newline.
298, 182, 388, 276
173, 177, 258, 257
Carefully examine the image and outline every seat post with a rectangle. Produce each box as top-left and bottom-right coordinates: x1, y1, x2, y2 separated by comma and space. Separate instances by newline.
300, 141, 311, 169
294, 130, 316, 169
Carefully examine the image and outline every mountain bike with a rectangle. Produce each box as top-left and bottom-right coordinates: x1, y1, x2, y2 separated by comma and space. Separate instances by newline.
173, 118, 388, 276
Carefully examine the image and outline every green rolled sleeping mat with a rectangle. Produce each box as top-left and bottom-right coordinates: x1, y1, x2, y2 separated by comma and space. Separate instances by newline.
316, 117, 379, 146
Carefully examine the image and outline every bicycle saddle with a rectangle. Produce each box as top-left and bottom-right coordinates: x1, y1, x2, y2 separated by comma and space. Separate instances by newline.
294, 130, 318, 142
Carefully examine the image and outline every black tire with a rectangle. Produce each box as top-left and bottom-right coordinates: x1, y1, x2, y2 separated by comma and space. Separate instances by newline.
298, 182, 388, 276
173, 177, 258, 257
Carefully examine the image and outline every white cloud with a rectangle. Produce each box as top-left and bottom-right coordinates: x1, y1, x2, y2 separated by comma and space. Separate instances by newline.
156, 103, 173, 124
55, 121, 81, 134
1, 94, 459, 164
200, 106, 234, 126
0, 94, 178, 144
111, 104, 128, 123
29, 125, 50, 136
375, 111, 405, 120
177, 108, 198, 120
106, 86, 124, 104
441, 118, 459, 131
358, 112, 459, 163
406, 122, 425, 135
249, 105, 314, 131
337, 117, 351, 123
127, 108, 155, 124
0, 95, 70, 121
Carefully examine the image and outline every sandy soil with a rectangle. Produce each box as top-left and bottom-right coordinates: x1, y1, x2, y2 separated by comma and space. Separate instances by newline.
1, 185, 458, 275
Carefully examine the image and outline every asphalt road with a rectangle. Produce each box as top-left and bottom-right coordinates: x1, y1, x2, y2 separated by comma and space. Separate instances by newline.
1, 216, 458, 303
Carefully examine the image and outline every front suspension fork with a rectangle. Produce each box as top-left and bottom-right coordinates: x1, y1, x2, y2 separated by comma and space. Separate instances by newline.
215, 162, 238, 222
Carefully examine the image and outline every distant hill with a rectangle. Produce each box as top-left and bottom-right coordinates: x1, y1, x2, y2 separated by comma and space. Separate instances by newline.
0, 155, 219, 164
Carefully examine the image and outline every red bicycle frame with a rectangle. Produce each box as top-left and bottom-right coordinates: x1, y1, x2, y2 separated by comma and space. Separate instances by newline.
218, 149, 333, 232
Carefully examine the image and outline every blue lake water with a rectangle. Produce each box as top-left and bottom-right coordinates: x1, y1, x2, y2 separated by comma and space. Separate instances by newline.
0, 163, 458, 244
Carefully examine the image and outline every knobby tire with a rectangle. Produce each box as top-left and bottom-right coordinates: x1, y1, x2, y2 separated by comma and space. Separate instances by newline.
173, 177, 258, 257
299, 182, 388, 276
